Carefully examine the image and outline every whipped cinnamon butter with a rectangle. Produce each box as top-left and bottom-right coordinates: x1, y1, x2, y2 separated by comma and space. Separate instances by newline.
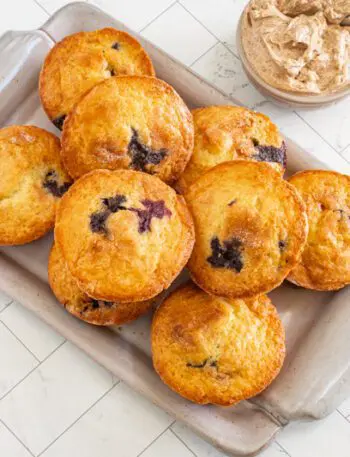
241, 0, 350, 94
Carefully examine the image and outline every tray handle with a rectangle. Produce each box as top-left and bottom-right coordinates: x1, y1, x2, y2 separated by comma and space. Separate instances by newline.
0, 30, 53, 125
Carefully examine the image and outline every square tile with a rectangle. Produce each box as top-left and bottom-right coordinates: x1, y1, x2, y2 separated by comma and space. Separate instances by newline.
0, 422, 32, 457
91, 0, 175, 31
41, 382, 173, 457
142, 3, 217, 66
277, 411, 350, 457
141, 429, 193, 457
0, 0, 48, 36
191, 42, 265, 108
0, 291, 12, 313
296, 98, 350, 152
0, 322, 37, 398
0, 301, 65, 361
0, 341, 115, 455
180, 0, 246, 54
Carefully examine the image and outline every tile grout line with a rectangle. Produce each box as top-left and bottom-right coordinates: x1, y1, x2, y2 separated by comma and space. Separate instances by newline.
139, 0, 178, 33
0, 320, 40, 363
189, 40, 219, 67
294, 111, 342, 154
32, 0, 51, 16
0, 299, 13, 314
0, 418, 35, 456
336, 408, 350, 424
37, 380, 120, 456
170, 427, 197, 456
0, 340, 66, 402
178, 1, 240, 59
136, 420, 176, 457
274, 439, 292, 457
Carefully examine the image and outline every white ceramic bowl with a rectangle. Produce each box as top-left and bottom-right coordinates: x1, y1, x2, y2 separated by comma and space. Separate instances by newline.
236, 11, 350, 109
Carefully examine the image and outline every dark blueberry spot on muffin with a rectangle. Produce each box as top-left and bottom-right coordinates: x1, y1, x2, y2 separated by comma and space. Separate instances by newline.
43, 170, 71, 197
228, 199, 237, 206
187, 358, 217, 369
90, 210, 110, 235
187, 359, 208, 368
52, 114, 66, 131
102, 195, 127, 212
253, 141, 287, 167
278, 240, 287, 251
90, 194, 128, 235
207, 236, 243, 272
111, 42, 120, 50
252, 138, 259, 146
129, 199, 172, 233
110, 68, 116, 76
128, 128, 168, 172
91, 300, 100, 309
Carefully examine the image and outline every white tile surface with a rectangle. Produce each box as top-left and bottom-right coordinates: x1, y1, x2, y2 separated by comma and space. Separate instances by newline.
296, 99, 350, 152
0, 322, 37, 398
0, 342, 115, 455
180, 0, 246, 54
191, 42, 265, 108
142, 3, 217, 66
0, 0, 48, 36
91, 0, 176, 31
0, 291, 12, 313
0, 301, 64, 361
141, 429, 194, 457
277, 412, 350, 457
41, 382, 173, 457
0, 422, 32, 457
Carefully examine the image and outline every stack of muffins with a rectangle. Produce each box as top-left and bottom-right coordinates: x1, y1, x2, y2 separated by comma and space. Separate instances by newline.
1, 27, 350, 407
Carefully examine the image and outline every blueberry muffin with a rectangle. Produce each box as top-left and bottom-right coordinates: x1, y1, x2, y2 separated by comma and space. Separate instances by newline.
55, 169, 195, 302
152, 283, 285, 405
185, 161, 308, 298
48, 243, 153, 325
61, 75, 194, 183
0, 125, 72, 245
177, 105, 286, 192
288, 170, 350, 290
39, 28, 155, 130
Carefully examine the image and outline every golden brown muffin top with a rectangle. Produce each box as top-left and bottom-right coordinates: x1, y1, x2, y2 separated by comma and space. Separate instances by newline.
61, 75, 194, 183
0, 125, 71, 245
152, 283, 285, 405
178, 105, 286, 192
288, 170, 350, 290
48, 243, 153, 326
39, 27, 155, 128
185, 160, 308, 298
55, 169, 194, 302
